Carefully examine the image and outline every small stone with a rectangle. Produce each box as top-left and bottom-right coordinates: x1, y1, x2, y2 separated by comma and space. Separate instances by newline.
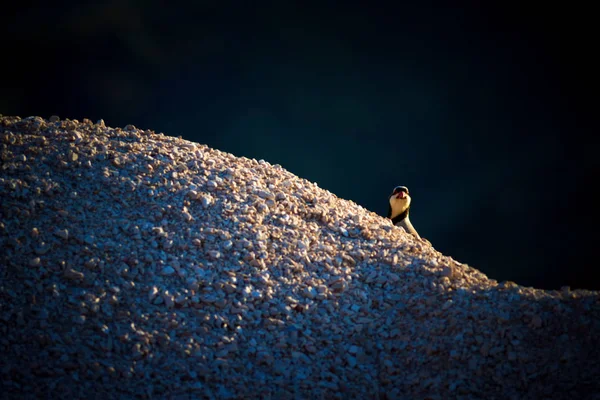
480, 344, 490, 357
153, 296, 164, 305
64, 269, 85, 281
329, 279, 347, 292
161, 266, 175, 276
187, 190, 200, 199
291, 351, 310, 363
223, 283, 236, 294
303, 287, 316, 299
54, 229, 69, 240
84, 258, 99, 269
347, 355, 357, 367
182, 210, 193, 222
207, 180, 218, 190
441, 267, 454, 278
16, 311, 25, 326
29, 257, 42, 267
468, 358, 478, 370
186, 278, 199, 291
257, 190, 274, 200
163, 293, 174, 308
201, 196, 212, 208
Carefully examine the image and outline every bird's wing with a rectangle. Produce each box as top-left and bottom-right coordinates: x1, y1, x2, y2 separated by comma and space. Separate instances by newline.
397, 217, 420, 239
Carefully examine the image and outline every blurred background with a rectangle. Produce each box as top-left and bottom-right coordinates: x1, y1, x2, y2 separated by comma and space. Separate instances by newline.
2, 2, 598, 290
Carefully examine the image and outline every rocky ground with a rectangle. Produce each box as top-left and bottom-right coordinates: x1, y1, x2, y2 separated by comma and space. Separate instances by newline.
1, 115, 599, 399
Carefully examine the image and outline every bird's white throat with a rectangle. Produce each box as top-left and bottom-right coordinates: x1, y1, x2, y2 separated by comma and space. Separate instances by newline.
389, 195, 411, 220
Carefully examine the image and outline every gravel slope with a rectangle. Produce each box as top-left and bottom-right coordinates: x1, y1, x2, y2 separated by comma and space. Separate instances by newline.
1, 115, 599, 399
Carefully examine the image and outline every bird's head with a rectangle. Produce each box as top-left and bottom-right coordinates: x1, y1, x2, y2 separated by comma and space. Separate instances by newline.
387, 185, 411, 219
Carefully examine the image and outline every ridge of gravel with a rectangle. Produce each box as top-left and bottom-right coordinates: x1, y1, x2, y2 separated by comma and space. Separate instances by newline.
1, 115, 599, 399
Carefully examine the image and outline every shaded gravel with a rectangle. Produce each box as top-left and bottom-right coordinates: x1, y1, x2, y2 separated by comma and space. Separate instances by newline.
1, 115, 599, 399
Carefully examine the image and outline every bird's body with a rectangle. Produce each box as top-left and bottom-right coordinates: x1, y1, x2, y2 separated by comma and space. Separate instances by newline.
387, 186, 420, 239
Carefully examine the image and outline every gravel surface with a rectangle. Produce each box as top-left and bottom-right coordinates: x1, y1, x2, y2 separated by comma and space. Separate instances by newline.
1, 115, 599, 399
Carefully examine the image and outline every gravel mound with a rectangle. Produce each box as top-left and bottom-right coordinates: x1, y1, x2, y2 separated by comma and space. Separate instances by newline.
1, 115, 599, 399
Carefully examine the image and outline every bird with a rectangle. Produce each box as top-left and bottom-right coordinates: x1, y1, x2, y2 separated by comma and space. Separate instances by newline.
387, 185, 421, 239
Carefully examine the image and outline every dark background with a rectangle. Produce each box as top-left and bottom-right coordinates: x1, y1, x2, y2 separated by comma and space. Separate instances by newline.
3, 2, 598, 290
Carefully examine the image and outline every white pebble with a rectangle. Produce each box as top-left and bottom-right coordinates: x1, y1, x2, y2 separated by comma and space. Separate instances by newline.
207, 180, 218, 190
201, 196, 212, 208
187, 190, 200, 199
182, 210, 193, 222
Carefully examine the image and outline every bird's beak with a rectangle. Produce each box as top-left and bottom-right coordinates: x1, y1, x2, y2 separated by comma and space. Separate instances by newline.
396, 192, 407, 199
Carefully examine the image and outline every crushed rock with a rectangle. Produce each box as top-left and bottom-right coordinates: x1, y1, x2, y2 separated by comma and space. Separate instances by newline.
1, 115, 599, 399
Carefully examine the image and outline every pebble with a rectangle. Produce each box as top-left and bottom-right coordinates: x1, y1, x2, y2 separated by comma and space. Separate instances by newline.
54, 229, 69, 240
0, 115, 598, 399
201, 195, 212, 208
348, 345, 360, 354
303, 287, 316, 299
161, 266, 175, 276
207, 180, 218, 190
29, 257, 42, 267
208, 250, 221, 259
187, 190, 200, 199
64, 269, 85, 281
84, 257, 100, 269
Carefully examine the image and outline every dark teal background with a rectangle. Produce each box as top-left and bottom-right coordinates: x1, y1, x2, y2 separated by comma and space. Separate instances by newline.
3, 2, 598, 290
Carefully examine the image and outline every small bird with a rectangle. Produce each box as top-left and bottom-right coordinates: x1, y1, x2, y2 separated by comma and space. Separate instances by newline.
387, 185, 421, 239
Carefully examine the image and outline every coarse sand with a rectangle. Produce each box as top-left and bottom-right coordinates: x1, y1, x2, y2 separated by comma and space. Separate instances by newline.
1, 115, 599, 399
